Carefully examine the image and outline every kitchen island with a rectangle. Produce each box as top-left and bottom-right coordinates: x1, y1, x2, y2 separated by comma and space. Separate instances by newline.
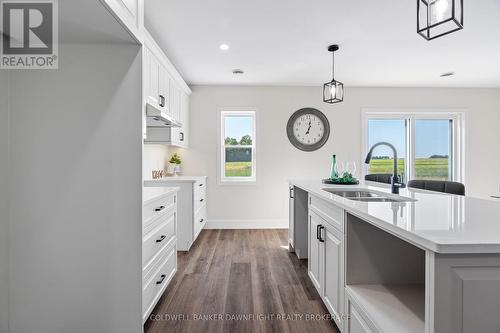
289, 179, 500, 333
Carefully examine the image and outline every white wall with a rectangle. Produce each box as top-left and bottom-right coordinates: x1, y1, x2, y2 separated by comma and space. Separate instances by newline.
182, 86, 500, 228
7, 44, 143, 333
0, 72, 10, 333
143, 144, 171, 180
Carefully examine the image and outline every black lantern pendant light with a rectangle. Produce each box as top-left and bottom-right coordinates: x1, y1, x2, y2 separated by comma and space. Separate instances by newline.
323, 45, 344, 104
417, 0, 463, 40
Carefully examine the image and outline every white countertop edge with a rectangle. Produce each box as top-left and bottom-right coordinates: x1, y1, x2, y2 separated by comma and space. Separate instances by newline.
144, 176, 207, 184
289, 180, 500, 254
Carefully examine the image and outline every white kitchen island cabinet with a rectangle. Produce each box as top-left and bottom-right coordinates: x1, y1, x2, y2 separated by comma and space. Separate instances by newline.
289, 180, 500, 333
145, 176, 207, 251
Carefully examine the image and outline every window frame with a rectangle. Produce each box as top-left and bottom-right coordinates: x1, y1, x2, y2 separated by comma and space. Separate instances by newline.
218, 109, 257, 185
361, 109, 465, 184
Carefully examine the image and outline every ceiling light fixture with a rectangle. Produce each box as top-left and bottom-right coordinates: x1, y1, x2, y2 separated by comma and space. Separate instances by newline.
323, 44, 344, 104
440, 71, 455, 77
417, 0, 463, 40
232, 69, 244, 75
219, 44, 229, 51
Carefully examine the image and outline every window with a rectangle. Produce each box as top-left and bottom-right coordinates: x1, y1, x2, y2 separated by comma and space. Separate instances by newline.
219, 110, 256, 183
363, 111, 463, 183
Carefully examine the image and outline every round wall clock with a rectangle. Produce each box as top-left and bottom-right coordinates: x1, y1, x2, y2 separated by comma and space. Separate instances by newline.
286, 108, 330, 151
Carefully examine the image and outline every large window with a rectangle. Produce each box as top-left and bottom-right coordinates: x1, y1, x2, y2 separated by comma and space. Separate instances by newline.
363, 111, 463, 183
219, 110, 256, 183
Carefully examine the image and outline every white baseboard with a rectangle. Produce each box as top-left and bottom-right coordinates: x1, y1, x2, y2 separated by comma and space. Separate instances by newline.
205, 219, 288, 229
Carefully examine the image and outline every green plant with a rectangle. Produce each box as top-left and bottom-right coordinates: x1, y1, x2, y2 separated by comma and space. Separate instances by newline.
169, 153, 181, 165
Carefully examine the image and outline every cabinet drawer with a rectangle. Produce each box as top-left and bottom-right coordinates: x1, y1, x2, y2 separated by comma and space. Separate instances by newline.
309, 194, 344, 232
143, 215, 175, 266
143, 205, 175, 237
194, 186, 206, 212
143, 243, 176, 320
194, 178, 205, 189
143, 192, 176, 223
194, 203, 206, 238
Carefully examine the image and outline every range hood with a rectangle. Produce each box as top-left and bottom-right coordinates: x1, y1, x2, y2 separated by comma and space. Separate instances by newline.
146, 103, 182, 128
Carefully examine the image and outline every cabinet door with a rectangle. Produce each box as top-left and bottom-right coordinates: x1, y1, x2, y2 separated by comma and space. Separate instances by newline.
323, 224, 344, 328
347, 298, 374, 333
308, 213, 322, 292
169, 84, 182, 145
146, 49, 160, 107
179, 91, 189, 147
158, 65, 170, 115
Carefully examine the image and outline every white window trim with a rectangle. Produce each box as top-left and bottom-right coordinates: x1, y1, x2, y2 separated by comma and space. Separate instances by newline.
361, 108, 465, 184
217, 108, 257, 185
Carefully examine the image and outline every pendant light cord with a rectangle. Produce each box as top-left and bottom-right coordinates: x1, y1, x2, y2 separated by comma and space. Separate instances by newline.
331, 51, 335, 80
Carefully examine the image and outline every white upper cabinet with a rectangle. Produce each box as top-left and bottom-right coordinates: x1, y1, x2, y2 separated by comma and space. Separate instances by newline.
101, 0, 144, 42
143, 29, 191, 146
145, 48, 160, 107
158, 65, 171, 116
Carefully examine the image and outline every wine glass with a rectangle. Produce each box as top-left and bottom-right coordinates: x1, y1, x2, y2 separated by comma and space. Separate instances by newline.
344, 161, 357, 177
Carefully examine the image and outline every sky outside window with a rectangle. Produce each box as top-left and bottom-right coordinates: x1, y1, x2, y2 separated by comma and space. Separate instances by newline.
225, 116, 252, 142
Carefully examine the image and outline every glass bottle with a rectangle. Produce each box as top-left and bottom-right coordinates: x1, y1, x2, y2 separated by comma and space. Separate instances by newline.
330, 155, 339, 180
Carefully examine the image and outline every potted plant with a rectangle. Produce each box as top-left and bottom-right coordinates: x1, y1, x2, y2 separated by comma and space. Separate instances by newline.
167, 153, 182, 176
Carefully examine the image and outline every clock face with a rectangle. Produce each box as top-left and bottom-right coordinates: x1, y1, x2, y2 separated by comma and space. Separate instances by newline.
286, 108, 330, 152
293, 114, 325, 146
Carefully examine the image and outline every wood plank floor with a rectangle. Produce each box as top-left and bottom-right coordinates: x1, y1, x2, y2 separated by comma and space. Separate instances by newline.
145, 229, 340, 333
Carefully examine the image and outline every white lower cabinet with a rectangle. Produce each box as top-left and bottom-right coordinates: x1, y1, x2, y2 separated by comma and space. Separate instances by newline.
142, 188, 178, 323
346, 295, 375, 333
323, 224, 344, 329
308, 212, 322, 291
308, 194, 345, 331
144, 177, 207, 251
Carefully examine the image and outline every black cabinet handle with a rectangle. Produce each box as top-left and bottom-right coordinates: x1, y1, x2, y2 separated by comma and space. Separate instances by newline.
290, 187, 294, 199
316, 224, 320, 240
159, 95, 165, 107
199, 198, 204, 202
200, 218, 204, 223
155, 206, 165, 212
179, 132, 184, 141
319, 226, 325, 243
156, 235, 166, 243
156, 274, 166, 285
198, 183, 203, 187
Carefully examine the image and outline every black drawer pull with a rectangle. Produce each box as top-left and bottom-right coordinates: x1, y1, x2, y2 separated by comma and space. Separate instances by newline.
159, 95, 166, 107
200, 218, 204, 223
316, 224, 320, 240
156, 235, 166, 243
319, 226, 325, 243
155, 206, 165, 212
198, 183, 203, 187
156, 274, 166, 285
199, 198, 204, 202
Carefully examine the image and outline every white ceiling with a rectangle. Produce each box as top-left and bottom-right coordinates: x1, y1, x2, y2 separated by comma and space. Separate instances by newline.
145, 0, 500, 87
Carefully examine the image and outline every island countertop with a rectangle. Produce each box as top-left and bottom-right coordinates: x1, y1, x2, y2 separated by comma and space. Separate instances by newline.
290, 179, 500, 254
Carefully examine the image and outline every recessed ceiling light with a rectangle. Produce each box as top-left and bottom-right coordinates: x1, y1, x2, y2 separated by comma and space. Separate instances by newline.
440, 72, 455, 77
219, 44, 229, 51
232, 69, 244, 75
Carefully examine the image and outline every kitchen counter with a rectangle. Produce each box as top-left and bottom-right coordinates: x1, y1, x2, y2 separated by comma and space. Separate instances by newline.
145, 176, 206, 185
290, 179, 500, 254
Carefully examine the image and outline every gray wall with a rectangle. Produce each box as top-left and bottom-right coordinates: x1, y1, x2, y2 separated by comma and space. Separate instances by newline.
6, 44, 143, 333
0, 71, 10, 333
182, 85, 500, 228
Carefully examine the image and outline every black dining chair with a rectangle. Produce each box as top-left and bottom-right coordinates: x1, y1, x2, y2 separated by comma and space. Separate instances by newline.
407, 180, 465, 196
364, 173, 393, 185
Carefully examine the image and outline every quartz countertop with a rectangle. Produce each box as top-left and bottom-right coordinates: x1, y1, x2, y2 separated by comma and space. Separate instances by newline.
144, 175, 207, 185
290, 179, 500, 254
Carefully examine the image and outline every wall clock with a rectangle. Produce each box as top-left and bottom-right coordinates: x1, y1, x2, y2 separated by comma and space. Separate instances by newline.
286, 108, 330, 151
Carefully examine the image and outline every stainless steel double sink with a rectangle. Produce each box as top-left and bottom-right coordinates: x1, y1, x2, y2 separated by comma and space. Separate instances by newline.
322, 188, 416, 203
